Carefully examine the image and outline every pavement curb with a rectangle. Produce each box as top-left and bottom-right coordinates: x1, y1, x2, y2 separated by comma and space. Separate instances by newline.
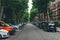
57, 27, 60, 32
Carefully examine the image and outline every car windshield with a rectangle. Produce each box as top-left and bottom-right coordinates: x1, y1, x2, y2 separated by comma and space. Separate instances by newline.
48, 22, 55, 25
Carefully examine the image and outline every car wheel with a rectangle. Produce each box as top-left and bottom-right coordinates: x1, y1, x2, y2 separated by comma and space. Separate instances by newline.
43, 27, 47, 31
0, 35, 2, 39
44, 27, 49, 32
45, 29, 48, 32
43, 27, 45, 31
54, 29, 57, 32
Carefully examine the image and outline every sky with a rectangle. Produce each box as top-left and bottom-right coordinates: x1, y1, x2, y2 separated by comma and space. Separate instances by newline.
28, 0, 33, 14
28, 0, 33, 22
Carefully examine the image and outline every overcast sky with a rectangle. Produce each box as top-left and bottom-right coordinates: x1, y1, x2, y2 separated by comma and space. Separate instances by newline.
28, 0, 33, 14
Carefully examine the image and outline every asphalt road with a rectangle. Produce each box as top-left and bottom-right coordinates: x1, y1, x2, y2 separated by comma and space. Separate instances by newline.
5, 23, 60, 40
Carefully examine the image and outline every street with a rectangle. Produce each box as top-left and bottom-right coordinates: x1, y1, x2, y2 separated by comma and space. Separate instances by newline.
1, 0, 60, 40
6, 23, 60, 40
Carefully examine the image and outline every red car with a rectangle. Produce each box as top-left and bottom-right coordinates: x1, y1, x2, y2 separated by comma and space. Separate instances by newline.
0, 21, 12, 33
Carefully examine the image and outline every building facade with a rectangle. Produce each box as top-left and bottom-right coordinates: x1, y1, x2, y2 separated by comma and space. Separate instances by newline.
49, 0, 60, 21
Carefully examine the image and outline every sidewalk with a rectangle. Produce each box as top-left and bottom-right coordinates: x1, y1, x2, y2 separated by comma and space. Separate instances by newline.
57, 27, 60, 32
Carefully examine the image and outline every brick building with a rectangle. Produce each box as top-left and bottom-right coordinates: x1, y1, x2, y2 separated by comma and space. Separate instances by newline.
39, 0, 60, 21
39, 12, 45, 21
49, 0, 60, 21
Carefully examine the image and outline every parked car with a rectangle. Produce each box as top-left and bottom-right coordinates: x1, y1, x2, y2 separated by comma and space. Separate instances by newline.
0, 29, 9, 39
9, 24, 17, 34
10, 24, 17, 30
0, 21, 15, 34
38, 21, 57, 32
38, 21, 48, 29
32, 22, 39, 27
43, 22, 57, 32
11, 24, 21, 30
32, 22, 37, 25
10, 23, 24, 30
18, 23, 25, 30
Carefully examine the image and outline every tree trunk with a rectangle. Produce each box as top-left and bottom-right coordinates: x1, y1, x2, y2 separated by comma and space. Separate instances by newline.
0, 6, 4, 20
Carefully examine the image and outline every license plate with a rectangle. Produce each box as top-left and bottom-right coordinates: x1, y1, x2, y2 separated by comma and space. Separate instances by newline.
51, 27, 54, 28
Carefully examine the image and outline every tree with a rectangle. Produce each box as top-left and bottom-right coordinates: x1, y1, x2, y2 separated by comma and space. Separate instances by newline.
1, 0, 28, 24
33, 0, 55, 21
0, 0, 5, 20
30, 7, 38, 21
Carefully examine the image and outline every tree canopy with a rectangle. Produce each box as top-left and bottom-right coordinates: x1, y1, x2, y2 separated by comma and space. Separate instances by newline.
33, 0, 55, 13
30, 7, 38, 21
0, 0, 28, 24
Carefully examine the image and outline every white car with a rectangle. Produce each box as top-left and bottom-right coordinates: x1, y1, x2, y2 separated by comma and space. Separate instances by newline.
12, 24, 22, 29
0, 29, 9, 38
12, 25, 19, 29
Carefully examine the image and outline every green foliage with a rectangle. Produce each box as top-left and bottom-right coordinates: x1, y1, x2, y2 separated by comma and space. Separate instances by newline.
24, 9, 29, 22
2, 0, 28, 24
30, 7, 38, 21
33, 0, 55, 13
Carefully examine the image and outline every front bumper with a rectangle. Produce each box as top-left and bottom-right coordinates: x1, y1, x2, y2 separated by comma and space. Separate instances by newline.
9, 30, 16, 34
2, 33, 9, 38
47, 27, 56, 31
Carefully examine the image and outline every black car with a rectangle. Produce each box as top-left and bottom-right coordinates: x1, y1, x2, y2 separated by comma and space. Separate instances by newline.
43, 22, 57, 32
38, 21, 48, 29
32, 22, 39, 27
